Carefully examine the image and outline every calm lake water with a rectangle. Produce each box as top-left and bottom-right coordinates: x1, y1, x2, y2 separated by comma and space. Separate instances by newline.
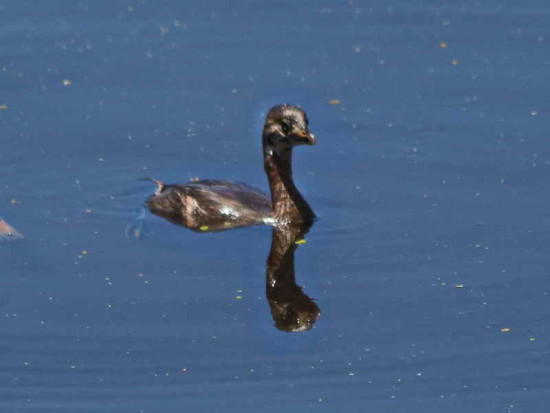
1, 0, 550, 411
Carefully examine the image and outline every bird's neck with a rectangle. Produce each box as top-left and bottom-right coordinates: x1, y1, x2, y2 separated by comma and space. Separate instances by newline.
264, 147, 315, 224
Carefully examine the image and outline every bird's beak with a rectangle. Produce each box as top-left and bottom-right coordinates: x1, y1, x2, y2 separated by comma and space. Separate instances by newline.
292, 129, 316, 145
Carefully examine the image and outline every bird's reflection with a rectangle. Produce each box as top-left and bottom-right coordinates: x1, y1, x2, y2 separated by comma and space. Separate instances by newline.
266, 222, 320, 332
131, 213, 320, 332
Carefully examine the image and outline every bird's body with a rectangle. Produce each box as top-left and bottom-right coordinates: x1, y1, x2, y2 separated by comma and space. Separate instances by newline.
143, 105, 316, 232
147, 180, 272, 232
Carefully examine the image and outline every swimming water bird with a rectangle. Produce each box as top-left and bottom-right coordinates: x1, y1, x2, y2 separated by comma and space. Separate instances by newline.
144, 105, 316, 231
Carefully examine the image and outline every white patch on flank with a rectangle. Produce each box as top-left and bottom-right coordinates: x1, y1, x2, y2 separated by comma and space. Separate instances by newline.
263, 216, 276, 225
220, 207, 237, 217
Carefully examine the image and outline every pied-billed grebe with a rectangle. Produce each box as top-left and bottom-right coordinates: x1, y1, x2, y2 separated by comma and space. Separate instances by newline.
144, 105, 316, 231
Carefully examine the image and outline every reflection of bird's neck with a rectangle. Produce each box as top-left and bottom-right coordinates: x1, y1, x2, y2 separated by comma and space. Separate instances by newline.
266, 224, 320, 332
267, 225, 301, 287
264, 147, 315, 224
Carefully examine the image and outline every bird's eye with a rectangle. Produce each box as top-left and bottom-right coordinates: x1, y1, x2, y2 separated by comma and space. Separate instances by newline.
281, 121, 291, 134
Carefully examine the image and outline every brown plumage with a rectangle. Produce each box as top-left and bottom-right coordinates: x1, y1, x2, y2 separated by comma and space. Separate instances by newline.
144, 105, 316, 232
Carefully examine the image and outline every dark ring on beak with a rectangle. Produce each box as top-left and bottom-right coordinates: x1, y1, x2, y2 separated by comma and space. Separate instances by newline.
293, 130, 316, 145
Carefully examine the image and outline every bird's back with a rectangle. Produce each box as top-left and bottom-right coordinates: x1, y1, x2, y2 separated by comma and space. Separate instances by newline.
146, 180, 272, 232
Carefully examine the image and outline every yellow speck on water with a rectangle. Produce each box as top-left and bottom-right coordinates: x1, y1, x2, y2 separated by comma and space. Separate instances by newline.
0, 104, 8, 110
62, 79, 72, 86
295, 239, 307, 245
501, 327, 511, 333
235, 296, 243, 300
439, 41, 448, 48
451, 59, 460, 66
199, 226, 209, 231
454, 284, 464, 288
329, 99, 341, 105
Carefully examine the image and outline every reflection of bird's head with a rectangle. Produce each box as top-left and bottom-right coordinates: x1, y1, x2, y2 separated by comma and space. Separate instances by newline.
263, 105, 316, 150
269, 289, 320, 332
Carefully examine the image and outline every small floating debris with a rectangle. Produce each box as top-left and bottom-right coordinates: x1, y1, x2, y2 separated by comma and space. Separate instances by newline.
439, 41, 448, 48
199, 225, 209, 231
500, 327, 511, 333
295, 239, 307, 245
62, 79, 72, 86
451, 59, 460, 66
454, 284, 464, 288
529, 337, 536, 342
0, 218, 23, 241
0, 104, 8, 110
329, 99, 341, 105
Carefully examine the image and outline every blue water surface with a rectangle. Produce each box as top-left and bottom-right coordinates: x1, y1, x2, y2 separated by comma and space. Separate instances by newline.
1, 0, 550, 411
